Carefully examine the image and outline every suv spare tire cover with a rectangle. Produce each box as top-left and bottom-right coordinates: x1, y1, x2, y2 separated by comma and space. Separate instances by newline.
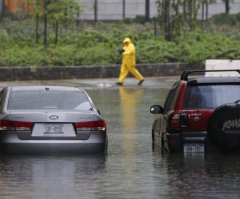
208, 103, 240, 151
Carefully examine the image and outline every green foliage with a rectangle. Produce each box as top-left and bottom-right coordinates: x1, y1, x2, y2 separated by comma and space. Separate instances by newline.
0, 20, 239, 67
48, 0, 80, 24
156, 0, 202, 41
0, 29, 12, 49
0, 45, 46, 66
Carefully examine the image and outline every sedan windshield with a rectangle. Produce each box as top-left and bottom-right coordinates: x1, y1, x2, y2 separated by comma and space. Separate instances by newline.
183, 84, 240, 109
8, 90, 92, 110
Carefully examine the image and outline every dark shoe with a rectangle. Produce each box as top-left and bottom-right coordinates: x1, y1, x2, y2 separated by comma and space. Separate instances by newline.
115, 82, 123, 86
138, 79, 144, 86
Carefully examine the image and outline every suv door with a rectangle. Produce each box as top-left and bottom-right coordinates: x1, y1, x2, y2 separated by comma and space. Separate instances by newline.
152, 81, 181, 151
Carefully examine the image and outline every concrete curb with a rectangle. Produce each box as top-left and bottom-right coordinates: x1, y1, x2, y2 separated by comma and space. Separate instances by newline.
0, 63, 205, 81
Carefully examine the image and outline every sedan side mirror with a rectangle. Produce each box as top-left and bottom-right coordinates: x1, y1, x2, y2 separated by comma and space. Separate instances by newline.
150, 105, 164, 114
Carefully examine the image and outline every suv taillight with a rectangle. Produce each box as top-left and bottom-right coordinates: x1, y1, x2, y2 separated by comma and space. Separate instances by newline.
75, 120, 106, 132
0, 120, 33, 131
168, 113, 189, 131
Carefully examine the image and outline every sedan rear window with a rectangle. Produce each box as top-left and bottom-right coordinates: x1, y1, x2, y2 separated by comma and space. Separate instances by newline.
183, 84, 240, 109
8, 90, 92, 110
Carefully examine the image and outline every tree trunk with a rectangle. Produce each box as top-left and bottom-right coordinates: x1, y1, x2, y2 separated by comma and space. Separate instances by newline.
1, 0, 5, 19
44, 11, 48, 47
183, 0, 186, 21
165, 0, 171, 41
44, 0, 49, 47
55, 21, 59, 45
36, 13, 39, 43
201, 0, 205, 28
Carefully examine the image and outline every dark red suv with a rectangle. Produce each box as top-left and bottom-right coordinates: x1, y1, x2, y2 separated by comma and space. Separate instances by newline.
150, 70, 240, 153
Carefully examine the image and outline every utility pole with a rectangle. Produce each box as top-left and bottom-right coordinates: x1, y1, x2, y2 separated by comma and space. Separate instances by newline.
94, 0, 98, 22
145, 0, 150, 21
225, 0, 230, 14
205, 0, 208, 20
122, 0, 125, 19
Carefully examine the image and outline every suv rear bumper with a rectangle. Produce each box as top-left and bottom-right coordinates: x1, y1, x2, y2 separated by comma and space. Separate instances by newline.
167, 131, 208, 152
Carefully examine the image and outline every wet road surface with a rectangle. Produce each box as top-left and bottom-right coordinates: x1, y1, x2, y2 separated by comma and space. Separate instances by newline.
1, 77, 240, 199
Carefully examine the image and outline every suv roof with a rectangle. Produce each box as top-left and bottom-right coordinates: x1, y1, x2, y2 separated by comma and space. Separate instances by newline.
180, 69, 240, 81
187, 77, 240, 85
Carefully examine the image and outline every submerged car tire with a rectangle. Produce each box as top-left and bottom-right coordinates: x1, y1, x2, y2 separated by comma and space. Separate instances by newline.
208, 103, 240, 152
152, 131, 155, 151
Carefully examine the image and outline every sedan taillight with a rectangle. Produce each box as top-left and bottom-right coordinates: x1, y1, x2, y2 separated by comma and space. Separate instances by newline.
0, 120, 33, 131
75, 120, 106, 131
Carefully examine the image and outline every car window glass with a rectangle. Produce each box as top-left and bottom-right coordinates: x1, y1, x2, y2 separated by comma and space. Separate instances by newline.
183, 85, 240, 109
8, 90, 93, 110
164, 86, 178, 113
0, 89, 5, 108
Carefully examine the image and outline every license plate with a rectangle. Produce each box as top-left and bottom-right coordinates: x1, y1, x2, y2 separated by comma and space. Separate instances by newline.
44, 124, 63, 135
184, 143, 205, 153
32, 123, 76, 137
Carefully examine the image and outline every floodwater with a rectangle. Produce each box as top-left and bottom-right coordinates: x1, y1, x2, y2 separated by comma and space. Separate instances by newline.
1, 77, 240, 199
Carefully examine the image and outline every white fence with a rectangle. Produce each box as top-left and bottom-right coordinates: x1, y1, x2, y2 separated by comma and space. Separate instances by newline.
0, 0, 239, 20
78, 0, 240, 21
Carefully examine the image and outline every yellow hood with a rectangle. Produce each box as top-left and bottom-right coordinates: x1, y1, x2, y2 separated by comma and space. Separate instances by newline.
123, 37, 131, 44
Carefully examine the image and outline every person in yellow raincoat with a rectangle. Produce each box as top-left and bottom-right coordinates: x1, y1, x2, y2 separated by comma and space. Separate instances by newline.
116, 37, 144, 86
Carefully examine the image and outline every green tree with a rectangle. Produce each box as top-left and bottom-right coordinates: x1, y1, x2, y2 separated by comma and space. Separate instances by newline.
156, 0, 205, 41
185, 0, 201, 30
156, 0, 183, 41
28, 0, 45, 43
48, 0, 80, 45
28, 0, 80, 46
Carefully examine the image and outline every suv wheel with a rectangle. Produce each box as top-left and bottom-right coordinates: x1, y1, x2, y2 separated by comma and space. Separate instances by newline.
208, 103, 240, 152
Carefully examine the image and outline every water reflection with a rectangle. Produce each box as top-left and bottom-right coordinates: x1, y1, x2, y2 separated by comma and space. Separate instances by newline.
119, 87, 144, 132
119, 87, 144, 157
0, 155, 106, 199
152, 152, 240, 199
1, 78, 240, 198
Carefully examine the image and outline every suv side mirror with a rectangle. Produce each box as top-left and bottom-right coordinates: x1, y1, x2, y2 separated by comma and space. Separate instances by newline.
150, 105, 164, 114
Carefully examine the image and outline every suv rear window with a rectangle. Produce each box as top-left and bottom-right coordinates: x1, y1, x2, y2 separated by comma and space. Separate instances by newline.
183, 84, 240, 109
8, 90, 92, 110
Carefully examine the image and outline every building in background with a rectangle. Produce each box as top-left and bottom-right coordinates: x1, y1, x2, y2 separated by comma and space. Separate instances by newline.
2, 0, 31, 15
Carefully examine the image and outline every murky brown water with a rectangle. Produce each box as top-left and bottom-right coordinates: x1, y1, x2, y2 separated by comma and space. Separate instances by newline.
1, 77, 240, 199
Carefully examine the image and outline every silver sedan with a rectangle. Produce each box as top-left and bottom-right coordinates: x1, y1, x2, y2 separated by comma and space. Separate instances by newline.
0, 85, 107, 154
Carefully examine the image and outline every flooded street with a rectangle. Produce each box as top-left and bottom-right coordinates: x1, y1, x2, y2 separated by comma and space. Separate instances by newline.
1, 77, 240, 199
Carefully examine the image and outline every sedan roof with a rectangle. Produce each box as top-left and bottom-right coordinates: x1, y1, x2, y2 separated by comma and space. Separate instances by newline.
7, 85, 83, 92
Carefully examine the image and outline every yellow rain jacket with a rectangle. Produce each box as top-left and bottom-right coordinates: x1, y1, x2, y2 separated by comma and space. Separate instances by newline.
122, 37, 136, 67
118, 38, 144, 83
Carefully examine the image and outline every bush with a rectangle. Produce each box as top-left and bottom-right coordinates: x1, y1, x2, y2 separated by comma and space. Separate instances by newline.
0, 19, 239, 66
